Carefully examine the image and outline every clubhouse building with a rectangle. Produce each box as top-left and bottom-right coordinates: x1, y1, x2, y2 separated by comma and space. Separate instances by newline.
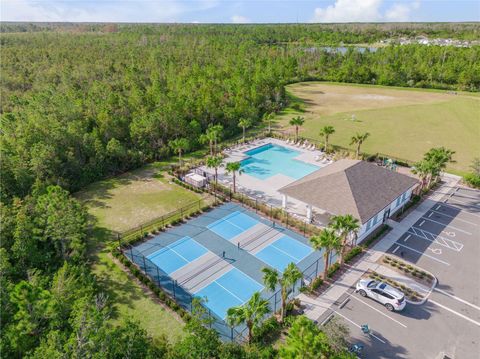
279, 159, 419, 243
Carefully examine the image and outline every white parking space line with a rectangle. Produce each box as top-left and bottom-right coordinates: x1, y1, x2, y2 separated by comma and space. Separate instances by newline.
429, 299, 480, 327
440, 202, 480, 219
453, 192, 480, 201
334, 310, 387, 344
419, 220, 425, 227
392, 245, 400, 254
403, 234, 411, 242
436, 205, 441, 211
408, 227, 464, 252
349, 295, 408, 328
428, 212, 433, 218
421, 217, 472, 235
434, 288, 480, 312
429, 209, 478, 226
448, 196, 480, 208
394, 243, 450, 266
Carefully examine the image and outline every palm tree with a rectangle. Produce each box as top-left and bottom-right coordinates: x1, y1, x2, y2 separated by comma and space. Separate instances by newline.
350, 132, 370, 159
319, 125, 335, 152
225, 161, 243, 192
412, 160, 434, 193
205, 155, 223, 185
289, 116, 305, 142
199, 131, 216, 156
423, 147, 455, 184
329, 214, 360, 265
169, 138, 189, 165
263, 112, 275, 134
262, 263, 302, 322
209, 124, 223, 155
226, 292, 270, 344
310, 229, 342, 280
238, 118, 252, 143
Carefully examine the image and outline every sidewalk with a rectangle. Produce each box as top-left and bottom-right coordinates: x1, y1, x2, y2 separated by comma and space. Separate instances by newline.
298, 175, 461, 321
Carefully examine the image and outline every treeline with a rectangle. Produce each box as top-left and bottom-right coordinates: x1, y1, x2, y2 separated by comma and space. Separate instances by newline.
2, 22, 479, 41
1, 26, 479, 202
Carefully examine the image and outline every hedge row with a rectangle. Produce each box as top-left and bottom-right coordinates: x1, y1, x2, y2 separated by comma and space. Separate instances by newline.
112, 248, 192, 322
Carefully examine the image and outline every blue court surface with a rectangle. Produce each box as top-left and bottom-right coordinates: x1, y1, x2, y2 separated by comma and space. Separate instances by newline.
255, 235, 313, 272
147, 236, 208, 275
207, 211, 258, 240
195, 268, 264, 319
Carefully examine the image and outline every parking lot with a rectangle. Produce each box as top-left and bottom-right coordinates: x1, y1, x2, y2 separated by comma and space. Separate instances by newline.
320, 185, 480, 358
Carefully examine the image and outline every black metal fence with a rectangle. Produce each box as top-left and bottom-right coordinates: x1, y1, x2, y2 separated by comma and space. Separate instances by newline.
119, 199, 207, 243
122, 242, 326, 343
271, 129, 415, 167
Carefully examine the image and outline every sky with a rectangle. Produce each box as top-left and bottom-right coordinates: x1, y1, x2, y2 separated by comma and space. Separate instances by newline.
1, 0, 479, 23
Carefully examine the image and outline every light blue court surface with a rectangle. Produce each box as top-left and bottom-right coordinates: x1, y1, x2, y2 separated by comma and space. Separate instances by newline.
240, 143, 319, 180
195, 268, 264, 319
207, 211, 258, 240
255, 235, 313, 272
146, 237, 208, 275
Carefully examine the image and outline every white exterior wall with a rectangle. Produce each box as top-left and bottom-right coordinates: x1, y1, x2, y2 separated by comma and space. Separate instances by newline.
356, 185, 415, 244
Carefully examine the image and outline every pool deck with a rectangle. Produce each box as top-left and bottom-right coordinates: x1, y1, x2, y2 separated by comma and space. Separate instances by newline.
201, 138, 333, 225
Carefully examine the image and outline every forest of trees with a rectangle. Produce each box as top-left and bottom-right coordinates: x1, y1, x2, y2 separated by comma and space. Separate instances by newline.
1, 23, 479, 357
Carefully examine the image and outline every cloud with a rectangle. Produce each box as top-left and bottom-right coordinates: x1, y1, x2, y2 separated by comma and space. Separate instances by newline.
231, 15, 250, 23
0, 0, 219, 23
312, 0, 421, 23
312, 0, 383, 23
385, 1, 422, 21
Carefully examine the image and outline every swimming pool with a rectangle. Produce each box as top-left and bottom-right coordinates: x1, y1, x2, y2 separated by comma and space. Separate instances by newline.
240, 143, 319, 180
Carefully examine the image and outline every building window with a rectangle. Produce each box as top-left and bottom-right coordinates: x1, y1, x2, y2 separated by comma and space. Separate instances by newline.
396, 196, 402, 207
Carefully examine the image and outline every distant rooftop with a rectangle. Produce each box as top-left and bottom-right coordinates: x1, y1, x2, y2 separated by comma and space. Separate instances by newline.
279, 159, 418, 224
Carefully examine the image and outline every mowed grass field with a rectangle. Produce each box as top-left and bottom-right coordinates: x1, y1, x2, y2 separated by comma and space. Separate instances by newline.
277, 82, 480, 174
76, 161, 214, 342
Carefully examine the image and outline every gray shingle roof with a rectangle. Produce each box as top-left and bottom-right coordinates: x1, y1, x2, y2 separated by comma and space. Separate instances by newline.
279, 159, 418, 223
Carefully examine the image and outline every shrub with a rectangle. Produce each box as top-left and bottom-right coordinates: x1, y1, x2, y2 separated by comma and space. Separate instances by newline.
311, 277, 324, 290
327, 263, 341, 278
345, 246, 362, 263
463, 173, 480, 188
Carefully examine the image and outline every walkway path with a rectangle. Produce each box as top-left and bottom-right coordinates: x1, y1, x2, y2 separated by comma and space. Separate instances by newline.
297, 174, 461, 322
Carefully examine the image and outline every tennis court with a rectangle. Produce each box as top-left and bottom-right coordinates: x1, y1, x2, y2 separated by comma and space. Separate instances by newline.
129, 202, 322, 338
207, 209, 313, 271
147, 236, 208, 275
195, 268, 264, 319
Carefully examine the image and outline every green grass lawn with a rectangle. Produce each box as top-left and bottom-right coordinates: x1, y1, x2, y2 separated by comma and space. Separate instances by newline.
77, 159, 214, 343
277, 82, 480, 174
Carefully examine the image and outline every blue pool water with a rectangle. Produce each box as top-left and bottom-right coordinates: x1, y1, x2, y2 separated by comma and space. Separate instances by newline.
195, 268, 264, 319
241, 143, 319, 180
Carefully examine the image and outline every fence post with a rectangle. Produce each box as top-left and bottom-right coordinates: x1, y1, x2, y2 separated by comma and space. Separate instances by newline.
255, 199, 258, 213
286, 212, 289, 228
156, 266, 161, 286
117, 233, 121, 250
315, 259, 319, 278
142, 255, 147, 273
129, 246, 133, 260
231, 327, 234, 342
140, 225, 143, 235
303, 222, 306, 236
173, 280, 176, 299
274, 292, 277, 312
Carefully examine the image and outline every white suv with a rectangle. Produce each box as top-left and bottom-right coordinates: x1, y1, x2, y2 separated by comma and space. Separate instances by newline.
355, 279, 406, 311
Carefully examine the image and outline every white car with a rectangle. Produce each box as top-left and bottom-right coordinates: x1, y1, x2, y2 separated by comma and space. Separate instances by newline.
355, 279, 406, 311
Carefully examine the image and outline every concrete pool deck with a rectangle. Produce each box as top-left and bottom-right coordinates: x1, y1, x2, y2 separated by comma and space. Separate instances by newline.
200, 138, 333, 225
